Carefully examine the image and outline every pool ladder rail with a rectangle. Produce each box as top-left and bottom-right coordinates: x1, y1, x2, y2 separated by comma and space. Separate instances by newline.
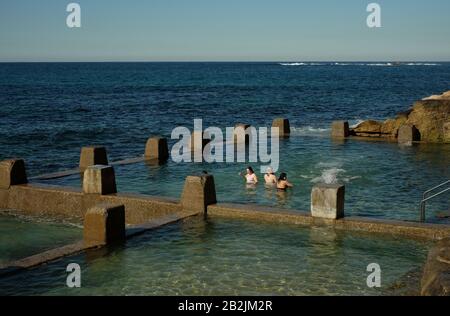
419, 180, 450, 222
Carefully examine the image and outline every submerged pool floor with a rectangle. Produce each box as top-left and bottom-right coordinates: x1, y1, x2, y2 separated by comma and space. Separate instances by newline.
0, 212, 82, 266
0, 216, 430, 296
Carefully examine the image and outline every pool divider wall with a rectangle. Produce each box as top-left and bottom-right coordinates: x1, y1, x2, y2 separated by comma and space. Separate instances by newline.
234, 123, 252, 144
398, 125, 421, 144
181, 174, 217, 213
272, 118, 291, 138
83, 204, 126, 247
0, 159, 28, 190
311, 184, 345, 219
83, 165, 117, 195
331, 121, 350, 138
79, 146, 109, 171
144, 137, 169, 162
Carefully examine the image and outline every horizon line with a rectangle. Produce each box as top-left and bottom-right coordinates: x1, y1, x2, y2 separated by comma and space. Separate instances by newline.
1, 60, 449, 63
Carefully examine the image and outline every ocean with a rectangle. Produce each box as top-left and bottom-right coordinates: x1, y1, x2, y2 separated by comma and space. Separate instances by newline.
1, 62, 449, 221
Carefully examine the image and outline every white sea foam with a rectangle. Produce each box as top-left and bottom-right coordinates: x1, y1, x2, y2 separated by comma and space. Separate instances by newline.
290, 126, 330, 136
366, 63, 393, 67
406, 63, 439, 66
350, 119, 365, 128
311, 167, 346, 184
310, 161, 362, 185
279, 62, 307, 66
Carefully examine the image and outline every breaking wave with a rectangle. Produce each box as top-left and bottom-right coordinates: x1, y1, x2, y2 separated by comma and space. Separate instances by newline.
290, 126, 330, 136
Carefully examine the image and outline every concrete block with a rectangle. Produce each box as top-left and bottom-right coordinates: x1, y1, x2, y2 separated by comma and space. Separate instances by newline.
311, 184, 345, 219
145, 137, 169, 161
272, 118, 291, 137
234, 123, 252, 144
83, 165, 117, 195
0, 159, 28, 190
83, 204, 125, 247
398, 125, 421, 143
79, 146, 108, 171
331, 121, 350, 138
181, 175, 217, 213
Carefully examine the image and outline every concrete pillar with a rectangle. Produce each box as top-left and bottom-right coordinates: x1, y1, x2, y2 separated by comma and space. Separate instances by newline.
79, 146, 108, 171
181, 174, 217, 213
145, 137, 169, 161
311, 184, 345, 219
83, 204, 125, 247
83, 165, 117, 195
272, 118, 291, 137
398, 125, 420, 143
0, 159, 28, 190
331, 121, 350, 138
234, 123, 252, 144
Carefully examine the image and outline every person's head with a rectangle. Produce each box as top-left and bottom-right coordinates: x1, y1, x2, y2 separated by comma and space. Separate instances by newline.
278, 172, 287, 181
247, 166, 254, 174
266, 167, 274, 175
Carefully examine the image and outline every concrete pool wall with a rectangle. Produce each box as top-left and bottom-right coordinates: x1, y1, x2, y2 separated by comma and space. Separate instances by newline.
1, 131, 449, 295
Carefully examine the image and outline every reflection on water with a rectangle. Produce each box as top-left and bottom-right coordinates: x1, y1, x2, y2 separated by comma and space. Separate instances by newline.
0, 217, 430, 296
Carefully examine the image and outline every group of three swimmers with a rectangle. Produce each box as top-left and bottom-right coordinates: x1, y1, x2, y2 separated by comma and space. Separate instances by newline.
239, 166, 293, 190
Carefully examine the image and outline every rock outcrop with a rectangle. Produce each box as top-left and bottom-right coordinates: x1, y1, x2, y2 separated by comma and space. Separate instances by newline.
350, 91, 450, 143
421, 238, 450, 296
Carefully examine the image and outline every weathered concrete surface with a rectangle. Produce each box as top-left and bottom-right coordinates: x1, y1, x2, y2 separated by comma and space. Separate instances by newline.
331, 121, 350, 138
181, 175, 217, 213
83, 204, 126, 247
398, 125, 421, 143
421, 238, 450, 296
145, 137, 169, 161
234, 123, 252, 144
0, 159, 27, 190
0, 183, 183, 225
0, 241, 91, 274
311, 184, 345, 219
83, 165, 117, 195
272, 118, 290, 137
79, 146, 109, 171
207, 203, 450, 240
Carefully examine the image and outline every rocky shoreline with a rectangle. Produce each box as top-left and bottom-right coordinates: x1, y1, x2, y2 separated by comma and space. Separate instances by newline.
333, 91, 450, 143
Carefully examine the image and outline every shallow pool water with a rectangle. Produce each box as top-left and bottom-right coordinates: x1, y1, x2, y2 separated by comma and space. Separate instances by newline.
0, 216, 430, 296
43, 133, 450, 223
0, 213, 82, 265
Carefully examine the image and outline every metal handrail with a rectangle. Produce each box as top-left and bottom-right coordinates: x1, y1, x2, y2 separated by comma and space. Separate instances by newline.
420, 180, 450, 222
422, 180, 450, 200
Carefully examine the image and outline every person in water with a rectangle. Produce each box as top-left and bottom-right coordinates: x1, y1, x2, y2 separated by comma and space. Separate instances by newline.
264, 167, 277, 185
239, 166, 258, 184
277, 172, 293, 190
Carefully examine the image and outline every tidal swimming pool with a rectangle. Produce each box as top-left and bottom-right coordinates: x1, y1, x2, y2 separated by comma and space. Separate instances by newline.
0, 216, 430, 296
0, 213, 82, 265
42, 134, 450, 223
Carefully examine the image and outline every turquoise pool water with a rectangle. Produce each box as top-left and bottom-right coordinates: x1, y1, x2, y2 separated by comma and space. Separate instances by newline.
0, 216, 430, 296
42, 132, 450, 223
0, 213, 82, 265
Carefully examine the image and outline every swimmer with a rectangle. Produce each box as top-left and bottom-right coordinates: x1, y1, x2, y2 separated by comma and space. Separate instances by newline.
264, 167, 277, 185
239, 166, 258, 184
277, 172, 293, 190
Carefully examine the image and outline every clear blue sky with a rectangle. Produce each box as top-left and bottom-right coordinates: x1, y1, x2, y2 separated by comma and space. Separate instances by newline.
1, 0, 449, 61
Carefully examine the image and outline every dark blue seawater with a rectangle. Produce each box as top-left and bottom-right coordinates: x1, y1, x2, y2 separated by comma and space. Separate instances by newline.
1, 62, 449, 221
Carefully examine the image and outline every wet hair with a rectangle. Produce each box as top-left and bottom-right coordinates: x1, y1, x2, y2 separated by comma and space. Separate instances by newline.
247, 166, 254, 174
278, 172, 287, 181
